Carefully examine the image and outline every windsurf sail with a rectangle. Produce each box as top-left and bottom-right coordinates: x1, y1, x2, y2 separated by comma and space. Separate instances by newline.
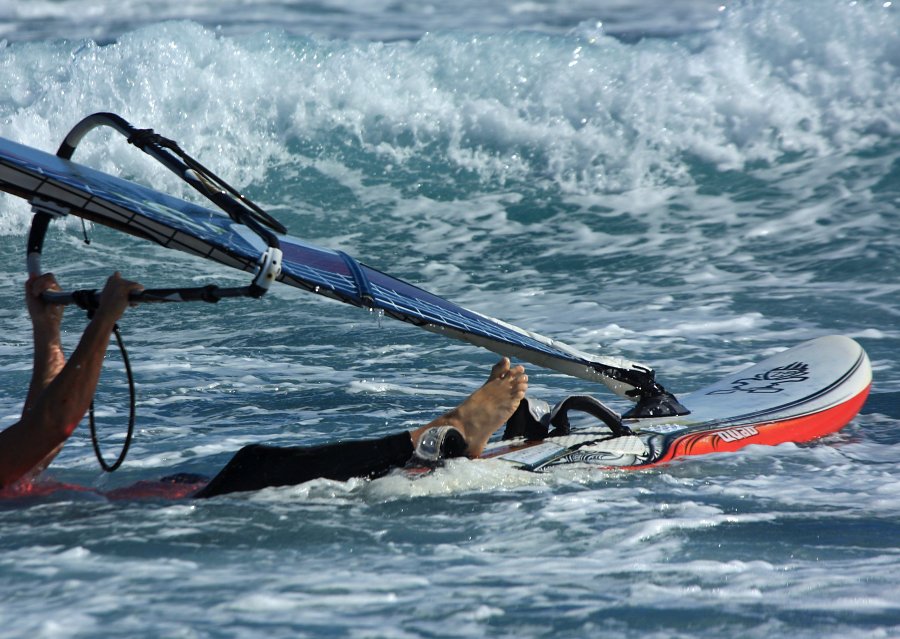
0, 113, 686, 417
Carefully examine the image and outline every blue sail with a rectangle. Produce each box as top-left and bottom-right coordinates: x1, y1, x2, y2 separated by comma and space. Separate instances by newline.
0, 133, 660, 401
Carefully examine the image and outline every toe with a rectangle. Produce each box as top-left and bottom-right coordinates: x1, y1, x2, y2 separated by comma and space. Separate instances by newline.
490, 357, 511, 380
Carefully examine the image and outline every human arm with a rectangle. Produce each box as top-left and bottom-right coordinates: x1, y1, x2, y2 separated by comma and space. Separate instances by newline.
22, 274, 66, 417
0, 273, 144, 489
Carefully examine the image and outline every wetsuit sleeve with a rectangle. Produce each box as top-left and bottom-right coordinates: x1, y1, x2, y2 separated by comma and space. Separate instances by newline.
194, 431, 415, 498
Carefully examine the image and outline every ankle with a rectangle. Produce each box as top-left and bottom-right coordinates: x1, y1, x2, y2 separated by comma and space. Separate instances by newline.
412, 425, 468, 463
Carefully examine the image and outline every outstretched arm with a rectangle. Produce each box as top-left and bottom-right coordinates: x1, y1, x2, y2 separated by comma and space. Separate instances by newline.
0, 272, 143, 489
22, 274, 66, 417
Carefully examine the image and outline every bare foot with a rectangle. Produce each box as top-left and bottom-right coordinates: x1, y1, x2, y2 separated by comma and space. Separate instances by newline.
411, 358, 528, 458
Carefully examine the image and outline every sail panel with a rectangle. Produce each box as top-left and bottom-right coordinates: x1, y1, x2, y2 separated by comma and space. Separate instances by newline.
0, 135, 655, 399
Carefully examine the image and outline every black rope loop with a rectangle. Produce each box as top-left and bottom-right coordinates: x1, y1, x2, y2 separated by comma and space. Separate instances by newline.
88, 324, 136, 472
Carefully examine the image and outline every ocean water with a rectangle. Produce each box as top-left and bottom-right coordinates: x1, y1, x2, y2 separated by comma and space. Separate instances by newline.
0, 0, 898, 637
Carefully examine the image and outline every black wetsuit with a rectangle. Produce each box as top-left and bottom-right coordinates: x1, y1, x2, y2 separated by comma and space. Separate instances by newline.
194, 431, 415, 498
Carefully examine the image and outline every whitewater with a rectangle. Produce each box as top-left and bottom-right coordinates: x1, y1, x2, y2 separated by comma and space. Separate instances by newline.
0, 1, 898, 637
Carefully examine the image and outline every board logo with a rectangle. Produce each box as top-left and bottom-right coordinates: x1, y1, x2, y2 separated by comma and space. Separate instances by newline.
717, 426, 759, 442
708, 361, 810, 394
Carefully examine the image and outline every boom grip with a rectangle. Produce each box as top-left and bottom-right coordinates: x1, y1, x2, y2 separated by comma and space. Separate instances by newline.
40, 284, 265, 309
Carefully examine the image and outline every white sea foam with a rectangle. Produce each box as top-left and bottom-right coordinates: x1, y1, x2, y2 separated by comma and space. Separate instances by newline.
0, 1, 896, 234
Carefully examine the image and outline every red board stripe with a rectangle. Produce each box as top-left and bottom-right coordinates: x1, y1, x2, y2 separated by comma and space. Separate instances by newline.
650, 383, 872, 466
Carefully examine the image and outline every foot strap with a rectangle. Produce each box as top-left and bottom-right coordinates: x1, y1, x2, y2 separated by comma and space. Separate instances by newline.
503, 395, 632, 441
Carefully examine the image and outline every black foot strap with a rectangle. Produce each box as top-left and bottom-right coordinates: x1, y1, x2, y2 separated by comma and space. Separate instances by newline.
503, 394, 632, 441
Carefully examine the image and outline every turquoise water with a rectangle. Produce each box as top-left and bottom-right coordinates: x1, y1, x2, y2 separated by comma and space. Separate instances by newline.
1, 1, 898, 637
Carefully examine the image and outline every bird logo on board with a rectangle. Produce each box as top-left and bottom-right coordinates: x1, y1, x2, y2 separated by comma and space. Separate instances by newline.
707, 362, 810, 394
